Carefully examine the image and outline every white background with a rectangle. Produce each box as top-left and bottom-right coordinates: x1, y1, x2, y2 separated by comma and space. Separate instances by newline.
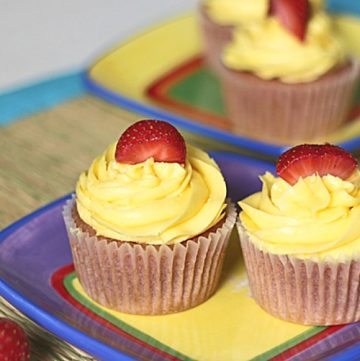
0, 0, 197, 92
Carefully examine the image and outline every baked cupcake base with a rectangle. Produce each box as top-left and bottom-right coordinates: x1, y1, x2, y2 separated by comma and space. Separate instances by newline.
63, 199, 236, 315
237, 221, 360, 325
219, 60, 360, 144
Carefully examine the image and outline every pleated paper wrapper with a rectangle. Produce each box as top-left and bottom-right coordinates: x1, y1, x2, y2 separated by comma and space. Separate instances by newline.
237, 221, 360, 325
63, 199, 236, 315
219, 59, 360, 144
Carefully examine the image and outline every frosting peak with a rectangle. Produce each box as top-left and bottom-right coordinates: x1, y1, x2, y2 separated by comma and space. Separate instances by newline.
76, 143, 226, 245
239, 171, 360, 261
222, 12, 346, 83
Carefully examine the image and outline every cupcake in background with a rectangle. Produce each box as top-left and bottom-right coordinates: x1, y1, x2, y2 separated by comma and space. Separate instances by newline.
63, 119, 236, 315
198, 0, 268, 72
198, 0, 326, 73
219, 0, 360, 144
238, 143, 360, 325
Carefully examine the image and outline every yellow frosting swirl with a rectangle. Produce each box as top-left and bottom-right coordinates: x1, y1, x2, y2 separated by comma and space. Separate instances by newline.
239, 171, 360, 261
205, 0, 268, 26
76, 143, 227, 245
222, 12, 346, 83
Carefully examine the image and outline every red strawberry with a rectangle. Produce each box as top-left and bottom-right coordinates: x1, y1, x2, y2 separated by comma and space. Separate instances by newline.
276, 144, 358, 185
269, 0, 310, 41
0, 318, 30, 361
115, 120, 186, 165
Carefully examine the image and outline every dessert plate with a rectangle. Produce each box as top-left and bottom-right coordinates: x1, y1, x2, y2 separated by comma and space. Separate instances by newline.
84, 10, 360, 158
1, 151, 360, 361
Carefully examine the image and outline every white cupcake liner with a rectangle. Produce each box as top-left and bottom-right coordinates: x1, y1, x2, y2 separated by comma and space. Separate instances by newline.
237, 221, 360, 325
63, 199, 236, 315
219, 60, 360, 144
198, 5, 234, 73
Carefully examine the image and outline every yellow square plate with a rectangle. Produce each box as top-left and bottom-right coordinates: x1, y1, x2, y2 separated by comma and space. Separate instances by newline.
85, 13, 360, 158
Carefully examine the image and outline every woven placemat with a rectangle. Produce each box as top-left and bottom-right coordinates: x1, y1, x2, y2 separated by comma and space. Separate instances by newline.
0, 95, 151, 360
0, 93, 258, 360
0, 95, 260, 230
0, 95, 141, 360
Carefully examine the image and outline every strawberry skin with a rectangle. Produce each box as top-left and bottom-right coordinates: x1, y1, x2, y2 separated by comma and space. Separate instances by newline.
0, 318, 30, 361
269, 0, 310, 41
115, 120, 186, 165
276, 144, 358, 185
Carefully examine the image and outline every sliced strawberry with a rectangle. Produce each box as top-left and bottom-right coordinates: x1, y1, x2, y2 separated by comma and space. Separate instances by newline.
269, 0, 310, 41
115, 119, 186, 165
276, 144, 358, 185
0, 318, 30, 361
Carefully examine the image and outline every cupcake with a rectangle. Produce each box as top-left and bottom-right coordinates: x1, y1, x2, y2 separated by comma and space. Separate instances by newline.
63, 119, 236, 315
219, 0, 360, 144
198, 0, 268, 72
238, 143, 360, 325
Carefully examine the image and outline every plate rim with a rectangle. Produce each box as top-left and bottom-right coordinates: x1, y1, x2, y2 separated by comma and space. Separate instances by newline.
83, 72, 290, 157
0, 193, 137, 361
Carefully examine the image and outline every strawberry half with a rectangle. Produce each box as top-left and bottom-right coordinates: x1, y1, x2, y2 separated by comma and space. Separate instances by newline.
0, 318, 30, 361
115, 120, 186, 164
276, 144, 358, 185
269, 0, 310, 41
